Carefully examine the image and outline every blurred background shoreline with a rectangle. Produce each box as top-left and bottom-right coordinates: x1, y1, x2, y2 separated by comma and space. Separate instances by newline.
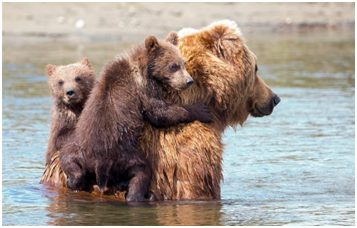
3, 2, 355, 45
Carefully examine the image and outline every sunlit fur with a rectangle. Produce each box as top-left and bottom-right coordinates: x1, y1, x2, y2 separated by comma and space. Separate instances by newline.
140, 20, 276, 200
41, 33, 211, 199
41, 21, 277, 200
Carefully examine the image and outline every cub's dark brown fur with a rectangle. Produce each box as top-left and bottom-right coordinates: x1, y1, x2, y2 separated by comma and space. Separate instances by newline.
59, 32, 211, 202
45, 58, 95, 165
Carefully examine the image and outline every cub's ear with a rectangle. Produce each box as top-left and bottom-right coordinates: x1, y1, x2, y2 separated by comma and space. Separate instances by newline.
78, 58, 93, 70
165, 31, 178, 46
46, 64, 57, 77
145, 36, 159, 52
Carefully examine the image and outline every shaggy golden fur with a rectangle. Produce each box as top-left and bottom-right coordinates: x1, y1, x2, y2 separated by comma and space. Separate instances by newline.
41, 20, 280, 200
140, 20, 280, 200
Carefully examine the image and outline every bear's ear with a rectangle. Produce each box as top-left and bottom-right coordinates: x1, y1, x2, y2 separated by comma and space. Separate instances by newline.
208, 20, 243, 59
165, 31, 178, 46
78, 58, 93, 70
46, 64, 57, 77
145, 36, 159, 52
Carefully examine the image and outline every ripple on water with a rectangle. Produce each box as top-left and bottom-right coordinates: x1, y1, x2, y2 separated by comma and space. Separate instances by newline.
2, 31, 355, 225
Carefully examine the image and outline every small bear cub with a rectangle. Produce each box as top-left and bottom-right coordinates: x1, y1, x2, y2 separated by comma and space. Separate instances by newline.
45, 58, 96, 165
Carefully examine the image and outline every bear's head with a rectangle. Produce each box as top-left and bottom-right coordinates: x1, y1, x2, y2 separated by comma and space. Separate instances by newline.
145, 32, 194, 91
46, 58, 96, 106
167, 20, 280, 127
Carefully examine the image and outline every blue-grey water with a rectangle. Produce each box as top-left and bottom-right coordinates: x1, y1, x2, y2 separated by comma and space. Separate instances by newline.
2, 31, 355, 225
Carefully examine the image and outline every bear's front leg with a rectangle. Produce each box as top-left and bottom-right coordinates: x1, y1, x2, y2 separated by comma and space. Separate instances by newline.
141, 98, 212, 128
59, 143, 86, 191
125, 163, 151, 202
95, 160, 112, 195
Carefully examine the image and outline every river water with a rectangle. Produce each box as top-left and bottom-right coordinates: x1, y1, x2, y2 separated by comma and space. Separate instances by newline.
2, 31, 355, 225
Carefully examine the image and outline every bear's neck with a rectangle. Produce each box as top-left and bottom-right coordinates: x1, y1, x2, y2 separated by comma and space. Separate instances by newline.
54, 99, 83, 118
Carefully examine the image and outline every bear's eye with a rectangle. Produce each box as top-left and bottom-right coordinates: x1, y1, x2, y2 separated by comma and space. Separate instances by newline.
75, 76, 82, 83
58, 80, 64, 86
170, 63, 180, 71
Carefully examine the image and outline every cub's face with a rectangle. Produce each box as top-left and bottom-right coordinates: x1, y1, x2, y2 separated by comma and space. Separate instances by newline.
145, 33, 194, 91
46, 58, 95, 106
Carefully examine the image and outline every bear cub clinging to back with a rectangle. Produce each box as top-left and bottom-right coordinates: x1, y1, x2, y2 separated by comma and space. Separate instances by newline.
60, 32, 212, 201
45, 58, 96, 165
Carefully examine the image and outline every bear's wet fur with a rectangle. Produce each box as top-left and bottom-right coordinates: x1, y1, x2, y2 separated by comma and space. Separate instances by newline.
140, 20, 281, 200
59, 32, 211, 201
41, 21, 280, 200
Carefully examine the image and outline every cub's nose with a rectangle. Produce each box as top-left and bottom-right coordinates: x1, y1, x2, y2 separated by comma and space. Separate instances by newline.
272, 94, 281, 107
186, 77, 194, 86
66, 89, 75, 97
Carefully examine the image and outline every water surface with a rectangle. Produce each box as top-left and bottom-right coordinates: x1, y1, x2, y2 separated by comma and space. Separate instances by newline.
2, 31, 355, 225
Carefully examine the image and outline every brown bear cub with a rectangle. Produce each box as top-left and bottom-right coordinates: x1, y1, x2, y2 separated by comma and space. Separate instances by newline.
59, 32, 212, 201
45, 58, 96, 165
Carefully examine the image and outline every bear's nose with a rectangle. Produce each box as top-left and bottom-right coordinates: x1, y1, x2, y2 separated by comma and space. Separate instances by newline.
186, 77, 194, 86
66, 89, 75, 97
272, 94, 281, 107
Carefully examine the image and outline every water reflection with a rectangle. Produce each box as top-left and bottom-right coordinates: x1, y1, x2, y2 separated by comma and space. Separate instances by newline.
42, 186, 224, 226
2, 31, 355, 225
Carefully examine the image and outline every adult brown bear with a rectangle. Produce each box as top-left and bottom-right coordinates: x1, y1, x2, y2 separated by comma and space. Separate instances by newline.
41, 20, 280, 200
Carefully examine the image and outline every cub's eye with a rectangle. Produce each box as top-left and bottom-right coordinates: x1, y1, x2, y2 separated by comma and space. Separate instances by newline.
170, 63, 180, 71
58, 80, 64, 86
75, 76, 82, 83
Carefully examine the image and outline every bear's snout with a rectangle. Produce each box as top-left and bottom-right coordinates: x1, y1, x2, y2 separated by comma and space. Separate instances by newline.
169, 71, 195, 91
251, 93, 281, 117
260, 94, 280, 115
66, 88, 76, 98
186, 77, 194, 87
272, 94, 281, 107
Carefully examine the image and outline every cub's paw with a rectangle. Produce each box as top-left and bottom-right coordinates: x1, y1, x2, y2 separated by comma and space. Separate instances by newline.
192, 102, 212, 123
67, 177, 83, 192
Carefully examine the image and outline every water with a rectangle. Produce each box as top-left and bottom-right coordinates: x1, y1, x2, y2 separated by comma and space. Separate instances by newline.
2, 31, 355, 225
